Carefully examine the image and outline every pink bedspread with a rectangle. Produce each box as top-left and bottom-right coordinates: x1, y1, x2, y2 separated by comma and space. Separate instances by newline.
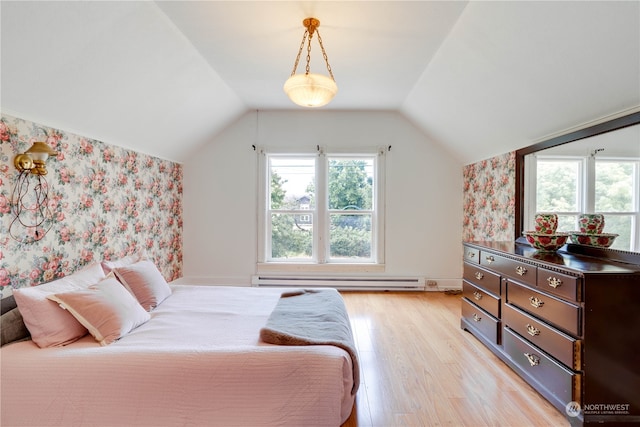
1, 285, 355, 426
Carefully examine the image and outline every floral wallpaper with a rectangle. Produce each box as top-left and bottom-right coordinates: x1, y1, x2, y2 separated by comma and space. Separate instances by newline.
462, 152, 516, 242
0, 114, 182, 290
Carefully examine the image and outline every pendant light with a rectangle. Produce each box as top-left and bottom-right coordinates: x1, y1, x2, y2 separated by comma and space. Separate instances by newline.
284, 18, 337, 108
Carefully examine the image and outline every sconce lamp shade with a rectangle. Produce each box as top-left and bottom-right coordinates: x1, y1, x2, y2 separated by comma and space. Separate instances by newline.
14, 142, 57, 175
26, 142, 57, 161
284, 73, 338, 107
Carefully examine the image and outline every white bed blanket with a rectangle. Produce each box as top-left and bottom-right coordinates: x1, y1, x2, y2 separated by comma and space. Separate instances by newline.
0, 285, 355, 426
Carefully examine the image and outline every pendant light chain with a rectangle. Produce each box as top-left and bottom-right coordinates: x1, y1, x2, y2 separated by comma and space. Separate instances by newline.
288, 24, 335, 82
290, 30, 309, 77
316, 30, 335, 81
305, 32, 312, 74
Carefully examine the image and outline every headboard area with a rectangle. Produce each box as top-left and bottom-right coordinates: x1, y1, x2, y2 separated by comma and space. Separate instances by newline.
0, 114, 183, 291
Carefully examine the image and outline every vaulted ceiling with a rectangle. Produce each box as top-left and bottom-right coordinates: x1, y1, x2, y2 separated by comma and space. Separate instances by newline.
2, 1, 639, 164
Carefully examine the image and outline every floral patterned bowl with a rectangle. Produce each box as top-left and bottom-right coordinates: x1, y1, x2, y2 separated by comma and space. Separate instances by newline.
570, 232, 618, 248
523, 231, 570, 251
534, 213, 558, 234
578, 214, 605, 234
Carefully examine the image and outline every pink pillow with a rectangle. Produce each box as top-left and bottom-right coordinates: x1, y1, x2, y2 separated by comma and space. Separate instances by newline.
13, 262, 106, 348
113, 260, 172, 311
100, 250, 148, 274
47, 276, 150, 346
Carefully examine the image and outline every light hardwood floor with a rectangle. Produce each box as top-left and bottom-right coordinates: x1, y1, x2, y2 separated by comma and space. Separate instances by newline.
339, 291, 570, 427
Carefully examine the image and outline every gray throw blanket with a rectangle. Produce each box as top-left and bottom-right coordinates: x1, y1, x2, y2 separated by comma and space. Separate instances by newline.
260, 289, 360, 395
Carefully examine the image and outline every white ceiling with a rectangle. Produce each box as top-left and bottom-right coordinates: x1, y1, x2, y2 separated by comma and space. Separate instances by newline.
2, 1, 639, 164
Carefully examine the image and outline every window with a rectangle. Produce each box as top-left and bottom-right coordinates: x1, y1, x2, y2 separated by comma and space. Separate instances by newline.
526, 154, 640, 251
535, 157, 583, 232
257, 147, 385, 266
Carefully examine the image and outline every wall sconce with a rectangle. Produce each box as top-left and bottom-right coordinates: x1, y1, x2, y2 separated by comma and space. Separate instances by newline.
14, 141, 57, 175
10, 142, 58, 243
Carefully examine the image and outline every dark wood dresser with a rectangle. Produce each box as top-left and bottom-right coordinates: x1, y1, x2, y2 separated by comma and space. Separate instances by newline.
461, 240, 640, 426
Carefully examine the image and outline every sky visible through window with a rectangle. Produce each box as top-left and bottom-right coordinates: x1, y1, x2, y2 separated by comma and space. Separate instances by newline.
270, 157, 315, 199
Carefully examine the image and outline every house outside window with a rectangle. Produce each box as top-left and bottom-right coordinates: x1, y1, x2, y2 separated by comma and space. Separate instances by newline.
257, 147, 385, 268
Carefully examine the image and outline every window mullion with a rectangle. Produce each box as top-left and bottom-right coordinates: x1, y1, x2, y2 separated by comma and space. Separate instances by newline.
634, 161, 640, 211
257, 149, 267, 262
634, 161, 640, 251
524, 154, 537, 231
316, 151, 327, 263
374, 150, 385, 264
584, 156, 595, 212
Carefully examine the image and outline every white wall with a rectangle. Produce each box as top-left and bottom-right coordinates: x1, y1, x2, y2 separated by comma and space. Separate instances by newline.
182, 110, 463, 288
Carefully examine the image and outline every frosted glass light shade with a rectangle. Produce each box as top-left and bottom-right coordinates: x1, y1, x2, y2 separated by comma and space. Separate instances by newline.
283, 73, 338, 107
26, 142, 57, 161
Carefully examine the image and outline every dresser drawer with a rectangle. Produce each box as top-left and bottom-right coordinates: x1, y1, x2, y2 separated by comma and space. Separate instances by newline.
463, 280, 500, 318
537, 267, 581, 302
463, 263, 501, 296
507, 280, 581, 337
462, 298, 499, 345
503, 303, 581, 370
463, 247, 480, 264
481, 252, 536, 287
503, 328, 580, 406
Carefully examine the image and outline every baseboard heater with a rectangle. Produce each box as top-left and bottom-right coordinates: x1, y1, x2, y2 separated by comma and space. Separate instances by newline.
251, 275, 425, 291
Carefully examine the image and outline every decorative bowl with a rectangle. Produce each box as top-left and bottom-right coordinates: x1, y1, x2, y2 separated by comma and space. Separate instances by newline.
570, 232, 618, 248
578, 214, 605, 234
523, 231, 570, 251
534, 213, 558, 234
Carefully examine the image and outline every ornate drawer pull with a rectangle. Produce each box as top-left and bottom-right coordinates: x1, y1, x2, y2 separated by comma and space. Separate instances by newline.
467, 252, 476, 259
515, 266, 527, 276
472, 313, 481, 322
475, 272, 484, 280
524, 352, 540, 367
485, 255, 495, 264
473, 291, 483, 301
547, 277, 562, 288
529, 297, 544, 308
526, 324, 540, 337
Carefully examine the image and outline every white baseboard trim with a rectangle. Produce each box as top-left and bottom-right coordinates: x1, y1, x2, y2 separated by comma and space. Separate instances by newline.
173, 276, 463, 292
171, 276, 251, 287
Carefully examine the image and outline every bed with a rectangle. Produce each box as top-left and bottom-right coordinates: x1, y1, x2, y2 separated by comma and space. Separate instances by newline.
1, 266, 357, 427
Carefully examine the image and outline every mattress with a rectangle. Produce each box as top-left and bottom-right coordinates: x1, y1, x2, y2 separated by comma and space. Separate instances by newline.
0, 285, 355, 426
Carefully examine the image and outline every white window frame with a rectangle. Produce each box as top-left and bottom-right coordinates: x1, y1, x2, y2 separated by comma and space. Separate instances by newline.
525, 153, 640, 251
257, 146, 386, 273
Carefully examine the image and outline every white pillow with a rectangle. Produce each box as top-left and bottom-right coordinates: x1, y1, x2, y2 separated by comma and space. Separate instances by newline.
13, 262, 106, 347
47, 276, 150, 346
